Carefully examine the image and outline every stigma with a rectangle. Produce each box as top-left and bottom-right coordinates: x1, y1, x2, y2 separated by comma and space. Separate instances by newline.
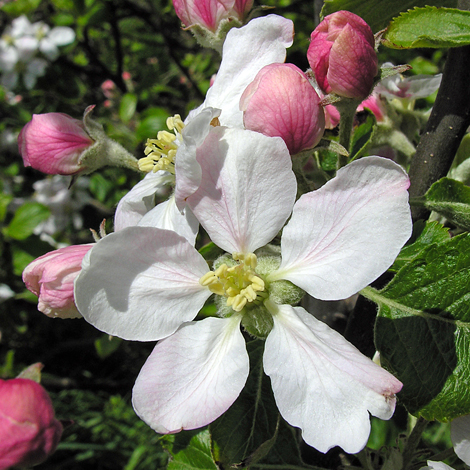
199, 252, 265, 312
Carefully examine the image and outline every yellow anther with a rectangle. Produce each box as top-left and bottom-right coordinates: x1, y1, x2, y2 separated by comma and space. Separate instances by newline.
138, 114, 185, 174
199, 253, 265, 313
167, 115, 185, 133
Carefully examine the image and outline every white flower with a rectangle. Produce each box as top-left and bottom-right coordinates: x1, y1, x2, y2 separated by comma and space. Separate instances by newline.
75, 125, 412, 453
0, 15, 74, 90
378, 63, 442, 101
117, 14, 293, 236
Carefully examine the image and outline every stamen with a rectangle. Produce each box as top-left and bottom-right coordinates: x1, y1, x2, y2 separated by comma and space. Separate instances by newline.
199, 253, 265, 313
138, 114, 185, 174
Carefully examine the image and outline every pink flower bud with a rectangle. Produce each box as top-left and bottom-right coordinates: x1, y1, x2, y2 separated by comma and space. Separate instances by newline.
172, 0, 253, 32
307, 11, 378, 100
23, 244, 94, 318
0, 378, 63, 470
18, 112, 94, 175
240, 63, 325, 155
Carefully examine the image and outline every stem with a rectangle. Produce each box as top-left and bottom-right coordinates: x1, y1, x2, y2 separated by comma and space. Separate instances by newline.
408, 45, 470, 221
402, 417, 428, 470
337, 105, 355, 169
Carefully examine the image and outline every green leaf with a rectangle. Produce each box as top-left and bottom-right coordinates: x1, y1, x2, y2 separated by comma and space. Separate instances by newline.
1, 0, 42, 14
119, 93, 138, 123
418, 177, 470, 230
383, 7, 470, 49
0, 193, 12, 222
94, 335, 122, 359
350, 109, 376, 161
210, 340, 303, 468
3, 202, 50, 240
135, 108, 169, 142
321, 0, 457, 33
390, 221, 450, 272
166, 429, 218, 470
370, 232, 470, 421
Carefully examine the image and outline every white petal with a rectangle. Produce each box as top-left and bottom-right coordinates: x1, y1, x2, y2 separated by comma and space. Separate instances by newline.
1, 71, 19, 90
175, 107, 221, 210
47, 27, 76, 46
138, 196, 199, 246
39, 38, 60, 61
132, 315, 249, 433
272, 157, 412, 299
74, 226, 211, 341
421, 462, 455, 470
193, 14, 294, 128
263, 304, 402, 454
114, 171, 174, 231
187, 127, 296, 254
0, 44, 19, 71
451, 415, 470, 465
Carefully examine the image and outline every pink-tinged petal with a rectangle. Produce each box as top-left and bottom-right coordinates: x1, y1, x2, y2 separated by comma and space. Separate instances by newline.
114, 171, 174, 231
18, 113, 94, 175
451, 415, 470, 465
233, 0, 253, 17
357, 93, 385, 121
22, 244, 93, 319
307, 11, 377, 99
187, 127, 296, 254
306, 33, 333, 93
271, 157, 412, 300
241, 63, 325, 155
132, 315, 249, 433
263, 304, 402, 454
199, 14, 294, 128
175, 107, 221, 210
327, 24, 378, 99
0, 378, 63, 469
138, 196, 199, 246
172, 0, 235, 31
74, 226, 211, 341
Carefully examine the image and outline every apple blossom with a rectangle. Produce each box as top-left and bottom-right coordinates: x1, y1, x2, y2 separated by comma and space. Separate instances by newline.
23, 243, 94, 318
172, 0, 253, 32
307, 10, 378, 100
75, 123, 411, 453
19, 106, 139, 175
0, 378, 63, 470
172, 0, 254, 50
240, 63, 325, 154
135, 14, 293, 214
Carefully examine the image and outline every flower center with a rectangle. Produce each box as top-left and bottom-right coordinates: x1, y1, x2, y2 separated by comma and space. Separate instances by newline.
199, 252, 266, 312
138, 114, 185, 174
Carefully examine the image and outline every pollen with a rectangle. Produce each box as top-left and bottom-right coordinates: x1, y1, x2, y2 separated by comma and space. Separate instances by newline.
200, 253, 265, 312
138, 114, 185, 174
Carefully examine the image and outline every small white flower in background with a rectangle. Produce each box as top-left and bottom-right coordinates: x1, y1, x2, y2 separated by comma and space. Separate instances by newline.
0, 15, 75, 90
377, 62, 442, 102
0, 284, 15, 303
32, 175, 91, 239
